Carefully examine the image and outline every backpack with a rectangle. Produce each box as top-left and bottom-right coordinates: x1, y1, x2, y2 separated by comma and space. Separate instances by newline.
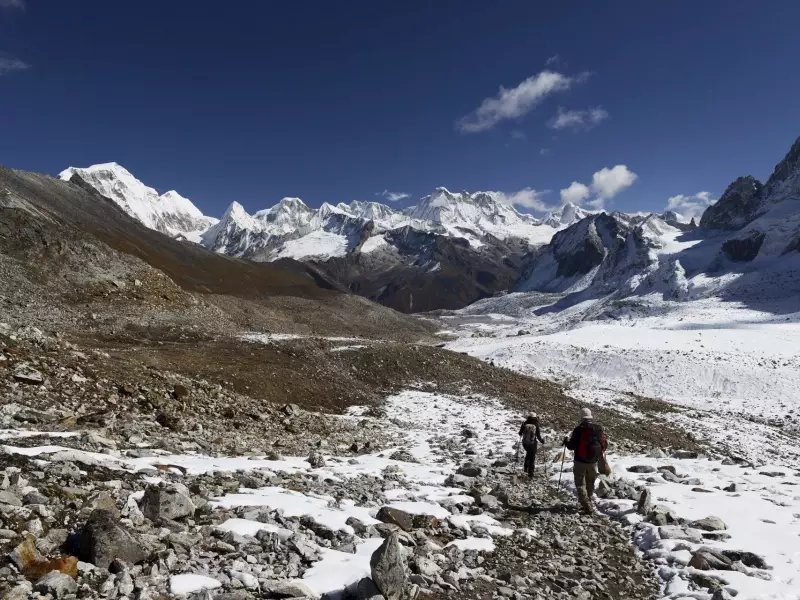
576, 422, 604, 463
522, 424, 538, 446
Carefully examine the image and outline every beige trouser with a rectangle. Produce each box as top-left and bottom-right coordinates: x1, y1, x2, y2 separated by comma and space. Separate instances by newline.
573, 461, 598, 511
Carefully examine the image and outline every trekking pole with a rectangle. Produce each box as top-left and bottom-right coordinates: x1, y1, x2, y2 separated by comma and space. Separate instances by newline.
556, 440, 567, 492
514, 436, 521, 473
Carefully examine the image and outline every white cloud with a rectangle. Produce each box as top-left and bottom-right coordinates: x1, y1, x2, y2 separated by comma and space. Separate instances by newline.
545, 54, 561, 66
510, 130, 526, 141
539, 148, 551, 156
666, 191, 715, 221
590, 165, 637, 199
560, 182, 590, 205
376, 189, 409, 202
496, 188, 554, 212
0, 57, 29, 75
456, 70, 583, 133
548, 106, 609, 130
0, 0, 24, 9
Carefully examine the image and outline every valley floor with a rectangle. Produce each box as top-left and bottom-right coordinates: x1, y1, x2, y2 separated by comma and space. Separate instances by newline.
445, 294, 800, 599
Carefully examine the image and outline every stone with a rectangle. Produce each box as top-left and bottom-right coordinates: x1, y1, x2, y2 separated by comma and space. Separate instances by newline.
140, 483, 195, 521
376, 506, 419, 532
711, 590, 734, 600
689, 549, 732, 571
78, 509, 149, 568
263, 580, 316, 597
672, 450, 699, 459
172, 383, 189, 399
721, 550, 769, 569
627, 465, 656, 474
658, 526, 703, 544
690, 516, 728, 532
282, 403, 300, 416
370, 532, 407, 600
12, 363, 44, 384
155, 411, 184, 432
356, 577, 386, 600
23, 490, 49, 505
636, 488, 652, 515
723, 483, 737, 492
456, 463, 482, 477
34, 571, 77, 598
0, 490, 22, 506
2, 582, 32, 600
308, 448, 327, 468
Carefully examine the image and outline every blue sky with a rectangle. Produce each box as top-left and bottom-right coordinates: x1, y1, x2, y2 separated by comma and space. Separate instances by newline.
2, 1, 799, 220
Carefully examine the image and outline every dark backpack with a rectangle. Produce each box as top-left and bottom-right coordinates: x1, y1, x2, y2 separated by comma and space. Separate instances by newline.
576, 422, 604, 463
522, 424, 538, 446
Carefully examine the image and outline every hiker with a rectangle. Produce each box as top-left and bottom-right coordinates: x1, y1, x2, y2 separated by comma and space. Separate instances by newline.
564, 408, 607, 514
518, 413, 545, 477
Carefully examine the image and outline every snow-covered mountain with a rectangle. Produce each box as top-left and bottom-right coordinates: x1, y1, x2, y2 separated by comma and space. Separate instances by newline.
479, 135, 800, 319
58, 163, 218, 242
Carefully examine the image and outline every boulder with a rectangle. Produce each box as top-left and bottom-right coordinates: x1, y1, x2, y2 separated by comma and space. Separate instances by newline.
456, 464, 483, 477
34, 572, 77, 598
636, 488, 652, 515
370, 532, 407, 600
308, 448, 327, 468
689, 549, 733, 571
356, 577, 387, 600
690, 516, 727, 532
78, 509, 148, 568
140, 484, 195, 521
658, 526, 703, 544
672, 450, 699, 459
627, 465, 656, 474
12, 363, 44, 384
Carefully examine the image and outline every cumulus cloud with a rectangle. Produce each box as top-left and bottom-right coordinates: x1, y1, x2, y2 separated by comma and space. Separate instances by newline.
0, 0, 25, 9
375, 189, 410, 202
456, 70, 585, 133
548, 106, 609, 131
496, 188, 554, 213
557, 165, 638, 211
0, 56, 29, 75
590, 165, 637, 199
666, 191, 716, 221
560, 182, 590, 205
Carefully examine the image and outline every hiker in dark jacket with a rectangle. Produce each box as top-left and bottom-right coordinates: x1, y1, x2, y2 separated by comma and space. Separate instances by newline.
564, 408, 607, 514
518, 413, 545, 477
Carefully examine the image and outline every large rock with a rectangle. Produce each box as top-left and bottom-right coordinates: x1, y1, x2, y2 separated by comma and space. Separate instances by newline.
636, 488, 652, 515
34, 571, 77, 598
658, 526, 703, 544
376, 507, 438, 532
78, 509, 149, 568
356, 577, 387, 600
627, 465, 656, 474
690, 516, 727, 532
370, 532, 407, 600
140, 483, 195, 521
689, 548, 733, 571
12, 363, 44, 384
722, 231, 766, 262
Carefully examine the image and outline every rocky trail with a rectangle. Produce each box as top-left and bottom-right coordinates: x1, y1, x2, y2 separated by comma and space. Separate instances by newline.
0, 324, 788, 600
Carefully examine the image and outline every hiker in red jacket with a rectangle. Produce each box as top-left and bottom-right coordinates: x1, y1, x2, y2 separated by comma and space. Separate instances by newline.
564, 408, 607, 514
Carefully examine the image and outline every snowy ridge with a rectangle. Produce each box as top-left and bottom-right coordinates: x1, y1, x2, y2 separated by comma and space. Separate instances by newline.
59, 163, 578, 262
58, 163, 218, 243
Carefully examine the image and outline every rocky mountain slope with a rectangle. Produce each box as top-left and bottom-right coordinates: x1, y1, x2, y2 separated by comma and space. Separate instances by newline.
1, 165, 434, 340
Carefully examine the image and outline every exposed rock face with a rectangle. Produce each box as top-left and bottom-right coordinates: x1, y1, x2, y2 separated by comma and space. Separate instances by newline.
700, 176, 765, 230
722, 231, 766, 262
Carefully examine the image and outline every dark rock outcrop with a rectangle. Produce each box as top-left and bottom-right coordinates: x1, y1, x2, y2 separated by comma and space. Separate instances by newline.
700, 176, 764, 230
721, 231, 766, 262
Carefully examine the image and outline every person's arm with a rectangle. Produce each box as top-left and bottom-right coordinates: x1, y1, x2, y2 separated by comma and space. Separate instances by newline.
565, 425, 581, 451
518, 423, 525, 437
536, 426, 545, 444
600, 426, 608, 452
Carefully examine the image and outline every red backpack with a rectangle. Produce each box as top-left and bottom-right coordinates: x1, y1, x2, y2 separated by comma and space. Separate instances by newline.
576, 422, 605, 463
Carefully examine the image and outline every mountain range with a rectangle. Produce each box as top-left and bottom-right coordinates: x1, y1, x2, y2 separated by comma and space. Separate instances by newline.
55, 136, 800, 314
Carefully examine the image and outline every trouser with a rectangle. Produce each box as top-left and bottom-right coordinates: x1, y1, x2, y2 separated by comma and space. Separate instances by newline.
573, 460, 598, 512
523, 442, 537, 477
